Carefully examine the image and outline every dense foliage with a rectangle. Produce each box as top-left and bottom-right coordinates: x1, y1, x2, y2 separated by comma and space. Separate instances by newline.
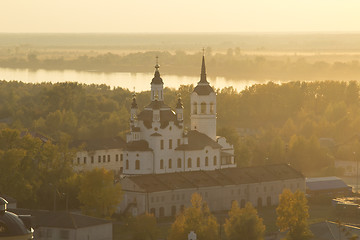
2, 50, 360, 81
168, 193, 219, 240
224, 201, 265, 240
1, 80, 360, 175
276, 189, 312, 240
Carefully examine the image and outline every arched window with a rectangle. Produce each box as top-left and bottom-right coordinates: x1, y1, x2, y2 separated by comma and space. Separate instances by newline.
135, 160, 140, 170
160, 159, 164, 169
257, 197, 262, 208
201, 102, 206, 114
159, 207, 165, 217
187, 158, 192, 168
197, 157, 200, 167
126, 160, 129, 169
205, 157, 209, 166
193, 102, 197, 114
177, 158, 182, 168
171, 206, 176, 216
168, 159, 172, 169
267, 196, 272, 207
240, 199, 246, 208
213, 156, 217, 166
210, 102, 214, 113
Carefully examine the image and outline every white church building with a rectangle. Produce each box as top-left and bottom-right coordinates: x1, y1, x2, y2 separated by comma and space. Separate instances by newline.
73, 55, 235, 175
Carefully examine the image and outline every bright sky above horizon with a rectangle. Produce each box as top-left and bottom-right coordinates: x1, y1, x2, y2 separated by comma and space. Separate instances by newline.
2, 0, 360, 33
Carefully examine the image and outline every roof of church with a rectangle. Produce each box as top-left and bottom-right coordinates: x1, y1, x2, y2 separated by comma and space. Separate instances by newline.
71, 137, 126, 150
193, 55, 214, 95
151, 63, 163, 85
126, 140, 152, 151
176, 130, 222, 150
123, 164, 304, 193
137, 107, 181, 129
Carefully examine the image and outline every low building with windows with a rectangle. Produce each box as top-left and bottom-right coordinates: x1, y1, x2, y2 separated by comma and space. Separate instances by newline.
72, 137, 126, 175
119, 164, 305, 217
11, 209, 112, 240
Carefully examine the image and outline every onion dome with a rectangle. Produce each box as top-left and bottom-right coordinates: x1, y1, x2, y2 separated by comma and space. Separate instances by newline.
176, 95, 183, 109
0, 197, 33, 238
131, 93, 138, 109
151, 57, 163, 85
193, 55, 214, 95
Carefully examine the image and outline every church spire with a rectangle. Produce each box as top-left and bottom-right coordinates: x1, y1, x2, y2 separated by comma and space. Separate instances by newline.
199, 50, 209, 84
151, 56, 163, 84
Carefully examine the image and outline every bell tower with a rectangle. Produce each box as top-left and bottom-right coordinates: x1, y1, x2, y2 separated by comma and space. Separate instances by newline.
150, 56, 164, 102
190, 53, 217, 140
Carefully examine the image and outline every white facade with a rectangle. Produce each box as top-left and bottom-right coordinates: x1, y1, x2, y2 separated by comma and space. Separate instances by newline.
73, 148, 124, 175
119, 164, 306, 217
123, 56, 235, 175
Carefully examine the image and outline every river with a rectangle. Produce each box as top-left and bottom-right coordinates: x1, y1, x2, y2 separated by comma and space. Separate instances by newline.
0, 67, 265, 92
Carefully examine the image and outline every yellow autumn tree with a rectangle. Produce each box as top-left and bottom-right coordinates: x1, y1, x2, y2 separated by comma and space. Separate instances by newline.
224, 201, 265, 240
78, 168, 122, 218
168, 193, 219, 240
276, 189, 312, 240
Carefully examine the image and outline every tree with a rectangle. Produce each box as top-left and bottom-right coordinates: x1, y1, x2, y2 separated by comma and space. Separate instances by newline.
276, 189, 312, 240
224, 201, 265, 240
168, 193, 219, 240
129, 213, 160, 240
78, 168, 122, 218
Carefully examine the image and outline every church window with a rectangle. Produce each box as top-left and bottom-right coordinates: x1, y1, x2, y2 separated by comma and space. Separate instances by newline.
205, 157, 209, 166
177, 139, 181, 146
213, 156, 217, 165
159, 207, 164, 217
120, 154, 123, 161
201, 102, 206, 114
107, 155, 110, 162
91, 156, 94, 164
210, 103, 214, 113
103, 155, 106, 162
177, 158, 182, 168
116, 154, 119, 162
187, 158, 192, 168
160, 159, 164, 169
98, 156, 101, 163
160, 140, 164, 150
84, 157, 87, 164
171, 206, 176, 216
169, 139, 172, 149
168, 159, 172, 169
77, 157, 80, 164
193, 102, 197, 114
135, 160, 140, 170
126, 160, 129, 169
197, 157, 200, 167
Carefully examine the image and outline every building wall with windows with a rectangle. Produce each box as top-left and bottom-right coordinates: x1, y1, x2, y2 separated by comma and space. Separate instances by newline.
119, 164, 305, 217
73, 148, 124, 174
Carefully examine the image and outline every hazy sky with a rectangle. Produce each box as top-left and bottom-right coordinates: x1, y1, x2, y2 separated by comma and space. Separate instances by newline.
2, 0, 360, 33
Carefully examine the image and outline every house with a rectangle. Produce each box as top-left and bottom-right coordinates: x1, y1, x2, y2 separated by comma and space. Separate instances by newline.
119, 164, 305, 217
10, 209, 112, 240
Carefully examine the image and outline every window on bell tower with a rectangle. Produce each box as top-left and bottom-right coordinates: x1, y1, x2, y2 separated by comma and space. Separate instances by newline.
193, 102, 197, 114
201, 102, 206, 114
210, 103, 214, 113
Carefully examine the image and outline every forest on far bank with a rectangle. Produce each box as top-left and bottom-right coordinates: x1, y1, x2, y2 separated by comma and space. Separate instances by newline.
1, 80, 360, 176
1, 49, 360, 81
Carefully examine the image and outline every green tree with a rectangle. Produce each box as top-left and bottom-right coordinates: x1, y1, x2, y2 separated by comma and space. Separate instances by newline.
129, 213, 160, 240
224, 201, 265, 240
276, 189, 312, 240
168, 193, 219, 240
78, 168, 122, 218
